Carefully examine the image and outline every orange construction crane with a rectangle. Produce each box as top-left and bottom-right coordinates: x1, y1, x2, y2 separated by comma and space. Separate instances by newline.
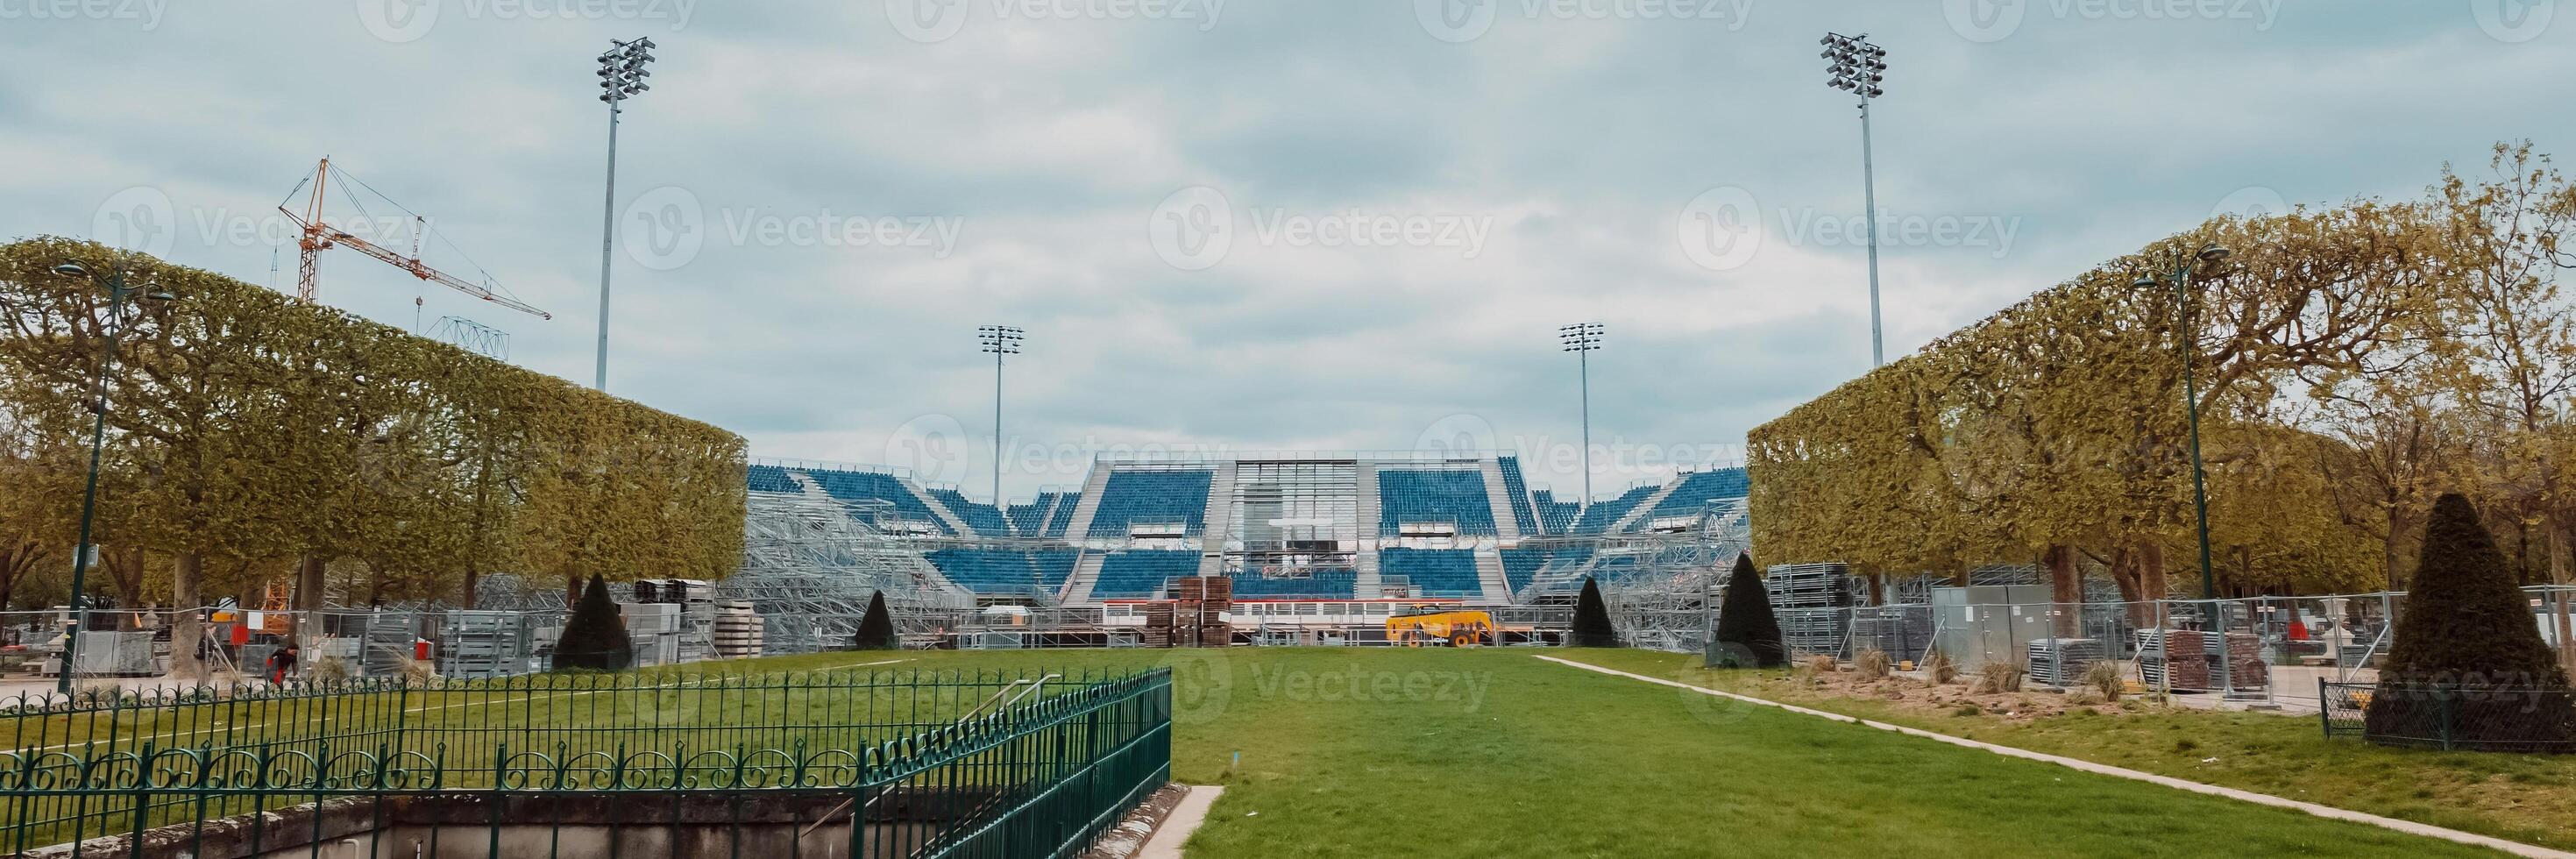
279, 157, 551, 319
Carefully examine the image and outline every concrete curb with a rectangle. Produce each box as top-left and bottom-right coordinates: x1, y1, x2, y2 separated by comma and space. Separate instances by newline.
1535, 654, 2569, 859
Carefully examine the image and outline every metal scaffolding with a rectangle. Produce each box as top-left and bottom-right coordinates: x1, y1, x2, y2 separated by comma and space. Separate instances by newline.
1515, 497, 1749, 652
727, 491, 975, 650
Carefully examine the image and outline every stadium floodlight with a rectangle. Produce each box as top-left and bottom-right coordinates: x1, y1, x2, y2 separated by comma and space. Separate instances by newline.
978, 325, 1025, 508
593, 36, 657, 393
1558, 323, 1604, 503
1821, 31, 1890, 367
50, 259, 174, 694
2136, 243, 2240, 698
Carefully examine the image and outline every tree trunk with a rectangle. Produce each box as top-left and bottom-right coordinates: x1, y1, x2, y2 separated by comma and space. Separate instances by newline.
168, 553, 207, 684
2383, 508, 2408, 591
295, 554, 328, 646
462, 567, 479, 610
2139, 542, 2170, 629
2551, 518, 2575, 672
2043, 544, 2079, 636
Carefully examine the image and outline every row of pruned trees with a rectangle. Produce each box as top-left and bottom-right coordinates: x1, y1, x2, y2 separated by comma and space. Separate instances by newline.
1749, 143, 2576, 611
0, 237, 746, 678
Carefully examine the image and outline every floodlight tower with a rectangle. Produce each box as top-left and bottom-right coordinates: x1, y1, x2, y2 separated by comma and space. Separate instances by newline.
593, 36, 656, 392
978, 325, 1025, 507
1559, 323, 1603, 502
1821, 31, 1889, 366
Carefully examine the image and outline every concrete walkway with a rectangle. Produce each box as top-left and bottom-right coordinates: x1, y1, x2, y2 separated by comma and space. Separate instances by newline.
1536, 654, 2569, 859
1137, 785, 1223, 859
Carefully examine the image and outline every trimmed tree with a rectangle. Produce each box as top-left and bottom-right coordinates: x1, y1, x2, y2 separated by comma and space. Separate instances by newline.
2366, 493, 2574, 750
1570, 577, 1618, 648
854, 591, 898, 650
553, 574, 634, 671
1707, 553, 1785, 668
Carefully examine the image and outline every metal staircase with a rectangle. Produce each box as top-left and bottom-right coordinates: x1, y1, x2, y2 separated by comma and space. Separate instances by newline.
1059, 552, 1106, 604
1354, 460, 1381, 594
1061, 467, 1112, 545
1609, 477, 1685, 533
1198, 462, 1237, 577
1473, 550, 1512, 604
1478, 459, 1521, 541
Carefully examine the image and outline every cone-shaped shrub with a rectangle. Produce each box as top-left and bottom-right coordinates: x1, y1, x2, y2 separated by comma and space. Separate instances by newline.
1707, 553, 1785, 669
855, 591, 899, 650
1570, 577, 1619, 648
553, 574, 634, 671
2366, 493, 2574, 751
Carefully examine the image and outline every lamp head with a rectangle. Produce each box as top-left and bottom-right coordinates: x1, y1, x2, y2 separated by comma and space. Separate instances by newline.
51, 262, 90, 279
2196, 244, 2231, 262
2132, 275, 2160, 289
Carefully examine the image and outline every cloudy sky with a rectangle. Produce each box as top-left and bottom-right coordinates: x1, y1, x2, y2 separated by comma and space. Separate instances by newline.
6, 0, 2572, 502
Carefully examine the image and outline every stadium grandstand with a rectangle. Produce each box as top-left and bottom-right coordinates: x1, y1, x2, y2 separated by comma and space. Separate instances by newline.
740, 453, 1750, 648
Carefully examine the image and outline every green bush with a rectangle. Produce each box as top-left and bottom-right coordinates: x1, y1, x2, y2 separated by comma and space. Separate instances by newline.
1571, 577, 1619, 648
2366, 493, 2575, 751
854, 591, 898, 650
1707, 554, 1785, 668
553, 574, 634, 671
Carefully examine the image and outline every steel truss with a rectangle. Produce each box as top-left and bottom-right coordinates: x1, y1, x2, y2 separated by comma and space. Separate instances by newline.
1515, 497, 1749, 652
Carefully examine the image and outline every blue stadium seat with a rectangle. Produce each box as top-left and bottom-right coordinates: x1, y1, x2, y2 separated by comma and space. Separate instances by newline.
1044, 493, 1081, 536
747, 465, 801, 494
1530, 490, 1579, 534
1085, 471, 1213, 538
927, 487, 1011, 536
1089, 550, 1203, 598
1377, 548, 1481, 597
1569, 484, 1659, 535
1377, 469, 1496, 536
1228, 570, 1358, 599
1496, 457, 1540, 535
798, 466, 955, 535
1625, 467, 1749, 530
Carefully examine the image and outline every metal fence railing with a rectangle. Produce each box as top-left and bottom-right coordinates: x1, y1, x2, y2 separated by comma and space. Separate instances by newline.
0, 667, 1173, 857
2320, 679, 2576, 753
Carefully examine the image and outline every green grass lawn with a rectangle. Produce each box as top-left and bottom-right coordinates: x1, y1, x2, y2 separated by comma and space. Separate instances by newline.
5, 647, 2535, 856
1554, 647, 2576, 854
773, 647, 2498, 857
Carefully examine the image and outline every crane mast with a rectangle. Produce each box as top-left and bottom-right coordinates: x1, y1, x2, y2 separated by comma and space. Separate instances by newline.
279, 157, 551, 320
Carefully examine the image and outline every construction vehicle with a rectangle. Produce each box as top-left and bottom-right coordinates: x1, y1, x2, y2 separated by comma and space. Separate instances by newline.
1387, 609, 1495, 648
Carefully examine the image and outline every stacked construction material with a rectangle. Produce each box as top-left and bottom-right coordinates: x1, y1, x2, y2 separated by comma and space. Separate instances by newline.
1142, 602, 1177, 647
713, 601, 764, 658
1849, 607, 1935, 664
439, 611, 537, 678
1764, 564, 1856, 655
621, 602, 682, 666
2026, 637, 2104, 688
2137, 629, 2268, 692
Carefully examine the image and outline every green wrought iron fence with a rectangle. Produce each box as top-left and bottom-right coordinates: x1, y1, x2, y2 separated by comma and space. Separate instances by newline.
1, 667, 1173, 857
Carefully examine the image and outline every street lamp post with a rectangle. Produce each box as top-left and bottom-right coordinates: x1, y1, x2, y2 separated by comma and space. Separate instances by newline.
1820, 32, 1890, 366
48, 260, 172, 695
2135, 243, 2233, 697
978, 326, 1024, 508
593, 36, 656, 393
1558, 323, 1603, 502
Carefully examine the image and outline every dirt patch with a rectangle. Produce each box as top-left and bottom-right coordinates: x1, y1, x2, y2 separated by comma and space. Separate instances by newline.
1077, 783, 1193, 859
1763, 667, 2147, 726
